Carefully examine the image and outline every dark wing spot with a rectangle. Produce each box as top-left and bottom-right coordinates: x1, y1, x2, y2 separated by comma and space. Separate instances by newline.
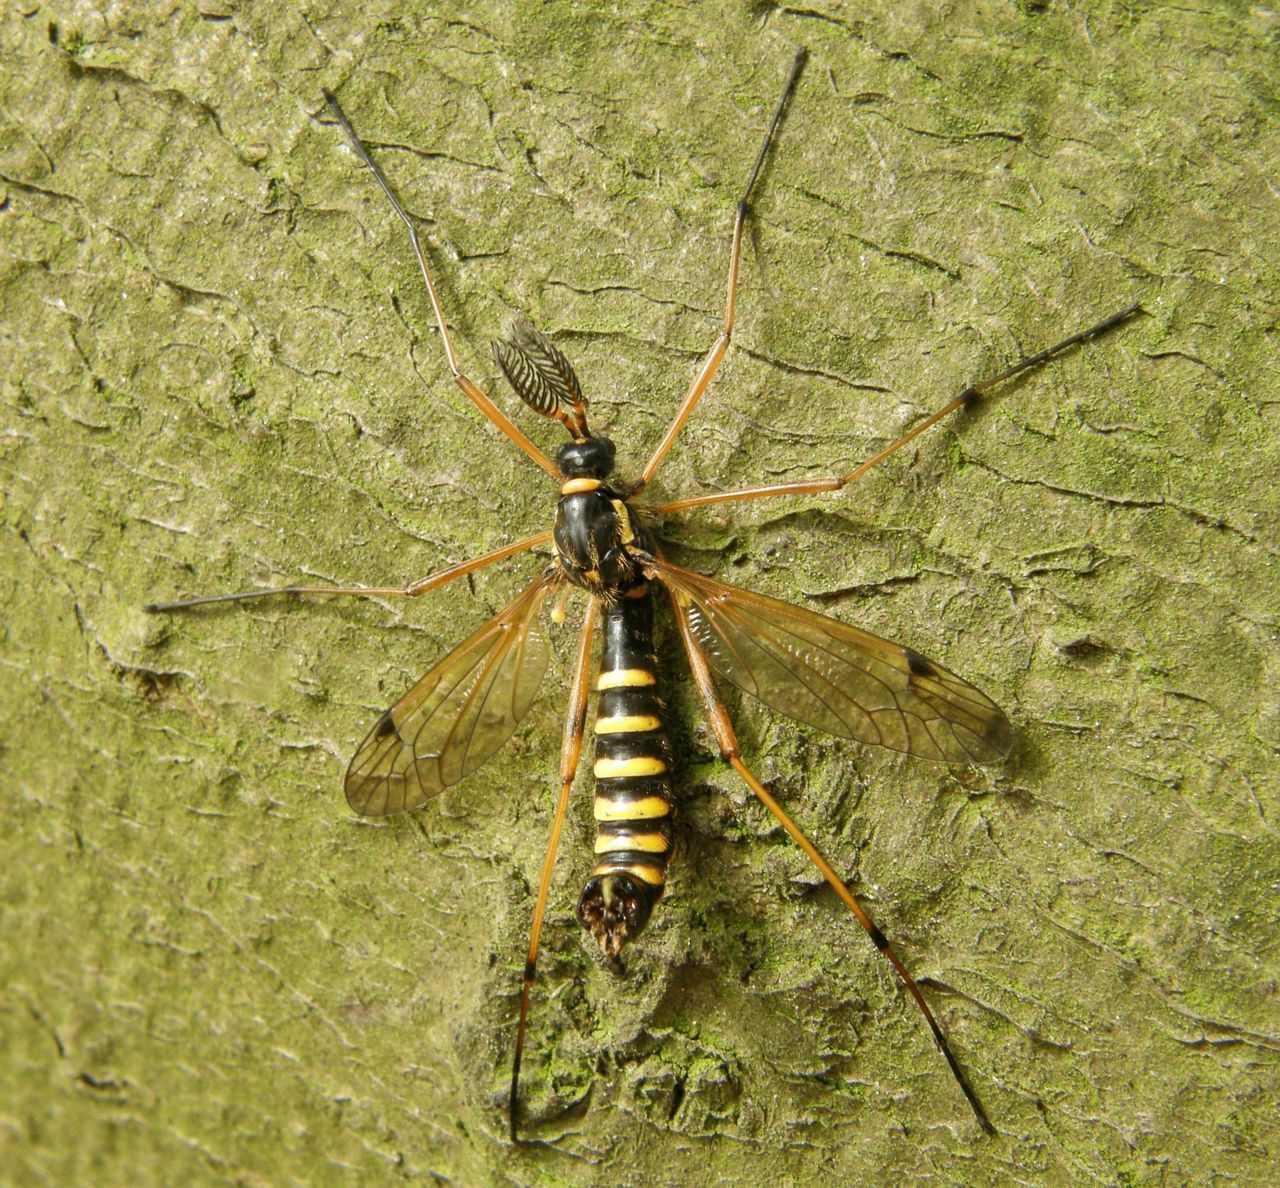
374, 711, 397, 738
904, 648, 937, 678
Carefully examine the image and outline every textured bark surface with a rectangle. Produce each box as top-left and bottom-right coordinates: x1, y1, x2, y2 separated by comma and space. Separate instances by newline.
3, 2, 1277, 1183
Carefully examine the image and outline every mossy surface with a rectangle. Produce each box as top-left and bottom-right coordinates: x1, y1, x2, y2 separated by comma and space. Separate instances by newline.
3, 2, 1277, 1183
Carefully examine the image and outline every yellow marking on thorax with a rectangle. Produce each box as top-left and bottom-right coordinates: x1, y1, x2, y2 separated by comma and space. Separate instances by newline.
597, 668, 656, 690
595, 714, 662, 734
594, 755, 667, 779
590, 861, 666, 885
561, 477, 601, 495
593, 795, 671, 821
625, 582, 650, 600
611, 499, 635, 546
593, 831, 669, 855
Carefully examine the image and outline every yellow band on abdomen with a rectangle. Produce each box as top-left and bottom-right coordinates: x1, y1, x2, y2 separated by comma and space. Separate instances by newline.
593, 831, 670, 855
591, 861, 666, 885
595, 714, 662, 733
594, 755, 667, 779
596, 668, 656, 690
593, 795, 671, 821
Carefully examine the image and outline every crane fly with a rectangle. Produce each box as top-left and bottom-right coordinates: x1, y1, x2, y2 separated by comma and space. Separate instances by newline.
146, 48, 1140, 1140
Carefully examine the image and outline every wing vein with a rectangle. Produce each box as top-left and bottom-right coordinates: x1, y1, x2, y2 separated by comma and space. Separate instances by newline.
344, 574, 556, 814
652, 556, 1011, 765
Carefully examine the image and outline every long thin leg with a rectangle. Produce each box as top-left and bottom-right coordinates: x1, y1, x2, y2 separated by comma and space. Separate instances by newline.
632, 49, 807, 493
652, 302, 1141, 514
322, 90, 560, 480
668, 584, 995, 1134
509, 597, 598, 1144
144, 529, 552, 612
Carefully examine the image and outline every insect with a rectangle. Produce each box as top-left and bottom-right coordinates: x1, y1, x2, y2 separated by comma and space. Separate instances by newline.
147, 49, 1139, 1140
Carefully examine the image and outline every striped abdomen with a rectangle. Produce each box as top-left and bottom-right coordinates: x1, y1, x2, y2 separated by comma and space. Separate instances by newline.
577, 584, 673, 958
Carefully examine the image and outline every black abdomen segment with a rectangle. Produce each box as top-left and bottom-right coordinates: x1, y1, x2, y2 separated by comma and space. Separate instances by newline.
583, 585, 673, 940
592, 587, 672, 887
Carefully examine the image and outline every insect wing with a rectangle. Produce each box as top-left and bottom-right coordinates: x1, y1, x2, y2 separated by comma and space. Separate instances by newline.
345, 574, 556, 815
650, 557, 1012, 765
